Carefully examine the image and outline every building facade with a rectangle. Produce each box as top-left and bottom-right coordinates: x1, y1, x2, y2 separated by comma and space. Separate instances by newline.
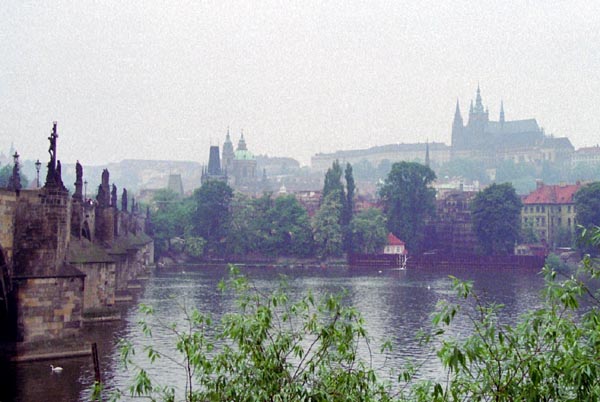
521, 181, 581, 247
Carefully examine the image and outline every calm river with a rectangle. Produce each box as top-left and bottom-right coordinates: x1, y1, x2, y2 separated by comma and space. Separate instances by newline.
2, 264, 546, 401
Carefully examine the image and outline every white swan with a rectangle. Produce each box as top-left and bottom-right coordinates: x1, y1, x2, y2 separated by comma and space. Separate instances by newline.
50, 364, 63, 373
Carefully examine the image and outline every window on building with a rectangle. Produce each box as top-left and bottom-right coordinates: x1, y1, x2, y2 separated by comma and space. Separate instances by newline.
542, 206, 545, 213
568, 218, 571, 227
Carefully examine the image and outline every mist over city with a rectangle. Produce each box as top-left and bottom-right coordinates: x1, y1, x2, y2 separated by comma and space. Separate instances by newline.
2, 1, 599, 166
3, 2, 600, 401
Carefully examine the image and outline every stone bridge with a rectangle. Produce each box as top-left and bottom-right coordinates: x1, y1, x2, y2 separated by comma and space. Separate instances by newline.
0, 123, 154, 360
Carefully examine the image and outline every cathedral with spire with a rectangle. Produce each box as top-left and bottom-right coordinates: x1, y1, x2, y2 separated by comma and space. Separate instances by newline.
451, 86, 573, 165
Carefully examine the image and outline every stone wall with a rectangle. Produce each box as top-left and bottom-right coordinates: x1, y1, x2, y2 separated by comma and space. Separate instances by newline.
13, 188, 71, 277
14, 272, 85, 343
77, 262, 116, 310
95, 207, 115, 244
0, 189, 17, 267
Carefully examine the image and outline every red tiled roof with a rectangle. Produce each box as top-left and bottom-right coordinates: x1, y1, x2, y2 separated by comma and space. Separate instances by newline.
387, 233, 405, 246
523, 183, 581, 204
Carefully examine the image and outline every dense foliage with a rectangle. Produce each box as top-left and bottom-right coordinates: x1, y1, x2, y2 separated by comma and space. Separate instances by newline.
312, 190, 344, 258
190, 180, 234, 256
320, 160, 356, 254
379, 161, 436, 253
471, 183, 522, 255
575, 181, 600, 231
349, 208, 388, 254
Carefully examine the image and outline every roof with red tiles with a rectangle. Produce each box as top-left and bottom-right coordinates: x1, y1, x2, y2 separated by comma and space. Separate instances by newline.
523, 183, 581, 205
387, 233, 405, 246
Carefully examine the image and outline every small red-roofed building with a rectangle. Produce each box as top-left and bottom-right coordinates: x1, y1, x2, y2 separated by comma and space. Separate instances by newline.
384, 233, 407, 256
521, 181, 582, 247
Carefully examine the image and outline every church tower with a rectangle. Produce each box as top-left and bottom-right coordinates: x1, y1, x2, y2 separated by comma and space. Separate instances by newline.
451, 99, 464, 148
466, 85, 489, 136
222, 128, 234, 173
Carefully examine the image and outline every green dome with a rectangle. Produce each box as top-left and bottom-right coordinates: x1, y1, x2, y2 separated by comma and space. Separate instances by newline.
234, 149, 255, 160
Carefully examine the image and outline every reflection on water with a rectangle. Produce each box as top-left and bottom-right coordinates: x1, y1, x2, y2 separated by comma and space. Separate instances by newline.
2, 265, 545, 401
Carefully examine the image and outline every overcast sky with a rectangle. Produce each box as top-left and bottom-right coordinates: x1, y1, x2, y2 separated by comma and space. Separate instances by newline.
1, 1, 599, 166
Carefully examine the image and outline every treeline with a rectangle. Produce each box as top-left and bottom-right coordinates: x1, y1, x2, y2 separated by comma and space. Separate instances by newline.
151, 161, 395, 260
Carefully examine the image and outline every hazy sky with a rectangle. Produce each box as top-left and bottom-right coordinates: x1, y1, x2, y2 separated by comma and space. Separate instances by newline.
2, 1, 599, 166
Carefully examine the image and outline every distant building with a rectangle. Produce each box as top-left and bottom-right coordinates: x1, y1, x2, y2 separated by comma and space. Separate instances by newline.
451, 86, 573, 165
220, 129, 266, 193
167, 174, 184, 197
521, 181, 581, 246
293, 190, 322, 217
572, 145, 600, 167
384, 233, 407, 255
201, 145, 227, 184
425, 190, 478, 255
311, 142, 450, 172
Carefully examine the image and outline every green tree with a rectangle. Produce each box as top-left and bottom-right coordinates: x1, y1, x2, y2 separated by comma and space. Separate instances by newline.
270, 195, 314, 257
313, 190, 343, 259
574, 181, 600, 231
226, 193, 259, 256
322, 159, 344, 199
520, 219, 539, 244
379, 161, 436, 253
349, 208, 387, 254
471, 183, 522, 255
191, 180, 233, 256
342, 163, 355, 252
151, 189, 193, 256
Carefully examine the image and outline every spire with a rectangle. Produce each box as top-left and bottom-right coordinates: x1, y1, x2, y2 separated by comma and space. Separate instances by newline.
474, 84, 484, 113
453, 99, 463, 125
226, 126, 231, 142
237, 130, 247, 151
425, 141, 430, 168
499, 100, 505, 124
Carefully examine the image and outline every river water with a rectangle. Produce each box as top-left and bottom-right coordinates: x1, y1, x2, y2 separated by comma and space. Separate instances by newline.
2, 264, 546, 401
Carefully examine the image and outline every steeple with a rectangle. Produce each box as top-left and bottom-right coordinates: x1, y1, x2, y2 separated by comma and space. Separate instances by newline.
425, 141, 430, 168
474, 84, 484, 113
499, 100, 505, 124
453, 99, 463, 125
237, 130, 247, 151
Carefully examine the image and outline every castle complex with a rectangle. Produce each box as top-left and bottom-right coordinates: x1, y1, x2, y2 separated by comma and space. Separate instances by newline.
312, 87, 574, 172
451, 86, 573, 166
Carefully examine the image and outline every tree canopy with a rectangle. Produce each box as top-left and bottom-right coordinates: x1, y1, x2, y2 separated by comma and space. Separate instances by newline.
313, 190, 343, 259
379, 161, 436, 253
349, 208, 388, 254
471, 183, 522, 255
574, 181, 600, 230
191, 180, 233, 255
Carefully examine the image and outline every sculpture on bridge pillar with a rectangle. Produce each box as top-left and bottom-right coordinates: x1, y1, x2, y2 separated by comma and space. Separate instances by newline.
44, 122, 67, 190
7, 151, 22, 195
121, 188, 128, 212
111, 184, 117, 207
73, 161, 83, 201
96, 169, 111, 207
